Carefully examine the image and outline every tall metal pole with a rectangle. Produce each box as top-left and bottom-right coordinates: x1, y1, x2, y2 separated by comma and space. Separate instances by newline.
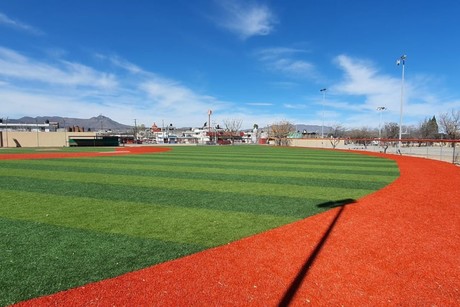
208, 109, 212, 143
320, 88, 327, 139
397, 55, 406, 152
377, 106, 386, 139
134, 119, 137, 142
5, 117, 8, 148
36, 120, 40, 147
64, 119, 67, 147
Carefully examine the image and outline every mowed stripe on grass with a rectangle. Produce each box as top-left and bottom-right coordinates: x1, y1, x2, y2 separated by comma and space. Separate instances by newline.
0, 190, 295, 246
0, 146, 398, 306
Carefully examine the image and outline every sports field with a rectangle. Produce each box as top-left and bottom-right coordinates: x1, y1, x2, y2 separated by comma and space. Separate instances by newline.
0, 146, 399, 306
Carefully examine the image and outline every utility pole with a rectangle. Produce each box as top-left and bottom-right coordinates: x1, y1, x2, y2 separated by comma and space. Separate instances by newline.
134, 119, 137, 141
396, 54, 406, 153
208, 109, 212, 143
320, 88, 327, 139
377, 106, 387, 139
5, 117, 8, 148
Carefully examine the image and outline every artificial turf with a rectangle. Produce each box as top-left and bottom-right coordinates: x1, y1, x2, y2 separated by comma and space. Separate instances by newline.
0, 145, 398, 306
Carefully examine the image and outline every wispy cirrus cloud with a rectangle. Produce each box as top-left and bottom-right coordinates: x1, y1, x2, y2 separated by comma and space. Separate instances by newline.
283, 103, 307, 109
332, 54, 407, 118
97, 53, 230, 116
214, 0, 277, 39
256, 47, 307, 60
0, 12, 43, 35
140, 78, 224, 111
254, 47, 319, 80
333, 55, 400, 98
0, 47, 117, 89
246, 102, 273, 106
0, 47, 237, 126
330, 54, 456, 126
95, 53, 144, 75
0, 46, 284, 128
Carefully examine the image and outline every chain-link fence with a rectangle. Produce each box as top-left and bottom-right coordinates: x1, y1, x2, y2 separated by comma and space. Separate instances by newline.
341, 142, 458, 164
291, 138, 459, 164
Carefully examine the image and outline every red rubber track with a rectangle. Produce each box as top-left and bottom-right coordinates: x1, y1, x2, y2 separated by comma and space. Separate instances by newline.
11, 151, 460, 306
0, 146, 170, 160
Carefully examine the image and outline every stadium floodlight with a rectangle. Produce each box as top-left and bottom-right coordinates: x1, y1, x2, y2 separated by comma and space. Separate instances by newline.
320, 88, 327, 139
397, 54, 406, 152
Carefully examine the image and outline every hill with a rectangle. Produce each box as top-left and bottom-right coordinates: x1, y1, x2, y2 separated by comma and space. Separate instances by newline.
8, 115, 132, 132
5, 116, 331, 134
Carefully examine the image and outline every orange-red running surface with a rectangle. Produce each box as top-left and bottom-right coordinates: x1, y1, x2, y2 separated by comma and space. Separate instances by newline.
0, 146, 170, 160
11, 151, 460, 306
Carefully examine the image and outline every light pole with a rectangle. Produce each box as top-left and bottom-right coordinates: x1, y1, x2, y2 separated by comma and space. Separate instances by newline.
36, 119, 40, 147
207, 109, 212, 143
5, 117, 8, 148
63, 119, 67, 147
320, 88, 327, 139
396, 54, 406, 152
377, 106, 387, 139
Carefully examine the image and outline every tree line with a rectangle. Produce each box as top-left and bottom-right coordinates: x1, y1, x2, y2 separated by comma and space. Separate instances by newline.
343, 110, 459, 140
267, 109, 460, 146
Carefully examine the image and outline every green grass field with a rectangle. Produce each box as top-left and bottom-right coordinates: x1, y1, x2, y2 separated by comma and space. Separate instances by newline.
0, 145, 399, 306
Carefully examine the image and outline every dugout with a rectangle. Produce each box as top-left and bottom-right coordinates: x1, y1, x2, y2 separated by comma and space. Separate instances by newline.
69, 136, 119, 147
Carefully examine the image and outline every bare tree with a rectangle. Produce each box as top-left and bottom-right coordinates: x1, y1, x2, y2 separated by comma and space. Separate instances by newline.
384, 122, 399, 139
439, 110, 460, 162
270, 121, 294, 146
439, 110, 460, 140
379, 122, 401, 152
329, 123, 344, 149
223, 118, 243, 144
347, 127, 373, 147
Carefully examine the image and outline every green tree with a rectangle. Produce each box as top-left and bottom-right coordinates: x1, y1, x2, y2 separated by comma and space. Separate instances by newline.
419, 116, 439, 139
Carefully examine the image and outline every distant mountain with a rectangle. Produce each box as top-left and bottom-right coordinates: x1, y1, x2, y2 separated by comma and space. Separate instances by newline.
9, 115, 132, 132
6, 117, 332, 134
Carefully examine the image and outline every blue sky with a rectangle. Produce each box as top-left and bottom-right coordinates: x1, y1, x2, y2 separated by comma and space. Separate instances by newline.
1, 0, 459, 129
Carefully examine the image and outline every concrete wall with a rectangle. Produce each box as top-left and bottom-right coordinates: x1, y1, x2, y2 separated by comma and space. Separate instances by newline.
1, 131, 97, 148
290, 138, 345, 149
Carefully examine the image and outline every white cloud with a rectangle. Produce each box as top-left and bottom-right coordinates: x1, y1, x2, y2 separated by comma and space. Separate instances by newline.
284, 103, 306, 109
215, 0, 276, 39
140, 78, 219, 110
330, 55, 408, 126
269, 81, 299, 89
0, 47, 256, 127
96, 53, 144, 75
255, 47, 319, 80
246, 102, 273, 106
333, 54, 400, 99
275, 58, 315, 76
331, 54, 457, 127
256, 47, 307, 59
0, 47, 117, 89
0, 12, 43, 35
